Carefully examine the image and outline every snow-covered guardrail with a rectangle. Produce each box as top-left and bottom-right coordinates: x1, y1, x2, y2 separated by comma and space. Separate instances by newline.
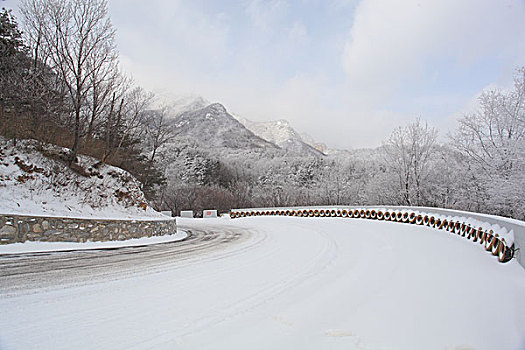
229, 206, 524, 265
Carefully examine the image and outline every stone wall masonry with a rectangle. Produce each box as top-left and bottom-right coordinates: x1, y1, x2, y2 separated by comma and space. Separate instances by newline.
0, 214, 177, 244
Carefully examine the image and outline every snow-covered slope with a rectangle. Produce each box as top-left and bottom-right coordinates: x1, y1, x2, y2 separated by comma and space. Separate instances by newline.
171, 103, 279, 150
298, 132, 329, 153
0, 137, 164, 219
238, 118, 302, 146
237, 117, 325, 157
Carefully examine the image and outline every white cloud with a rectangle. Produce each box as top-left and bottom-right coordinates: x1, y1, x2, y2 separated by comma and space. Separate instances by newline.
111, 0, 525, 149
245, 0, 290, 31
288, 20, 309, 46
111, 0, 231, 71
342, 0, 525, 96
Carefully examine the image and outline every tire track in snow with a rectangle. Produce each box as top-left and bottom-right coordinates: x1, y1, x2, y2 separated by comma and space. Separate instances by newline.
137, 218, 341, 348
0, 225, 254, 296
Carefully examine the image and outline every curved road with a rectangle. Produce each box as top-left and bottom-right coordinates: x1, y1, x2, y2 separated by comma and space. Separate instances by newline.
0, 224, 251, 296
1, 217, 525, 350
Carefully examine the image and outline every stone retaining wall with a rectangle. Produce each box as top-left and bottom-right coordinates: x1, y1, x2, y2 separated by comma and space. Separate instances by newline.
0, 214, 177, 244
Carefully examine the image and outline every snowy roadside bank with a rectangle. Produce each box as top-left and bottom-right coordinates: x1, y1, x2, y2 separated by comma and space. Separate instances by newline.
0, 137, 167, 221
0, 230, 188, 254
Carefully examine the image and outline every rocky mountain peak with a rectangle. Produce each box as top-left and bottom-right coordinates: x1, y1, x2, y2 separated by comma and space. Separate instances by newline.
205, 103, 228, 114
236, 117, 324, 157
171, 103, 278, 150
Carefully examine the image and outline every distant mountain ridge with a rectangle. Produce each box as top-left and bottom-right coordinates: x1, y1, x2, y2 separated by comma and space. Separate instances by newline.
236, 118, 325, 157
169, 96, 210, 116
165, 96, 330, 157
171, 103, 278, 150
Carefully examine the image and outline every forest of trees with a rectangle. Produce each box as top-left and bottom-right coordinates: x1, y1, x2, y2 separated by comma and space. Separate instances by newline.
0, 0, 165, 196
1, 1, 524, 220
156, 71, 524, 220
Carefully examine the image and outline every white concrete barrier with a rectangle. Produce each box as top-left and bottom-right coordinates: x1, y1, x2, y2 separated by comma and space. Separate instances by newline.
203, 210, 217, 218
180, 210, 194, 218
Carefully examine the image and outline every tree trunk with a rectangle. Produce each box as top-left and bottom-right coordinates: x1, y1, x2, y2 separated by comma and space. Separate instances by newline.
101, 93, 116, 164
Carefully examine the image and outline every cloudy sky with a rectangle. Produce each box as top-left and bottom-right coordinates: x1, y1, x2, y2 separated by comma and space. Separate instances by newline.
4, 0, 525, 149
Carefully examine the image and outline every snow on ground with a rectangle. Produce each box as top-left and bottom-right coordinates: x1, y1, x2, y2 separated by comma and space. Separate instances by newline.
0, 137, 165, 219
0, 231, 187, 254
2, 217, 525, 350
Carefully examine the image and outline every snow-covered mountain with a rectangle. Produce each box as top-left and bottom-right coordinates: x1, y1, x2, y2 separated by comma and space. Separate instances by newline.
168, 95, 210, 116
151, 92, 210, 117
299, 132, 329, 154
162, 96, 329, 157
171, 103, 278, 150
236, 118, 325, 157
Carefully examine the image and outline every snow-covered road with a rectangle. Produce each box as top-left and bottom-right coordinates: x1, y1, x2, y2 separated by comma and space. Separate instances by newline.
0, 225, 245, 295
1, 217, 525, 350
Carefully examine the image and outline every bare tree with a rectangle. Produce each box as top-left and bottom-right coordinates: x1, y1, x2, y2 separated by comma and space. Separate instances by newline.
21, 0, 118, 164
105, 86, 153, 162
85, 53, 123, 143
382, 118, 437, 205
453, 67, 525, 218
143, 107, 175, 163
454, 68, 525, 178
19, 0, 49, 69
